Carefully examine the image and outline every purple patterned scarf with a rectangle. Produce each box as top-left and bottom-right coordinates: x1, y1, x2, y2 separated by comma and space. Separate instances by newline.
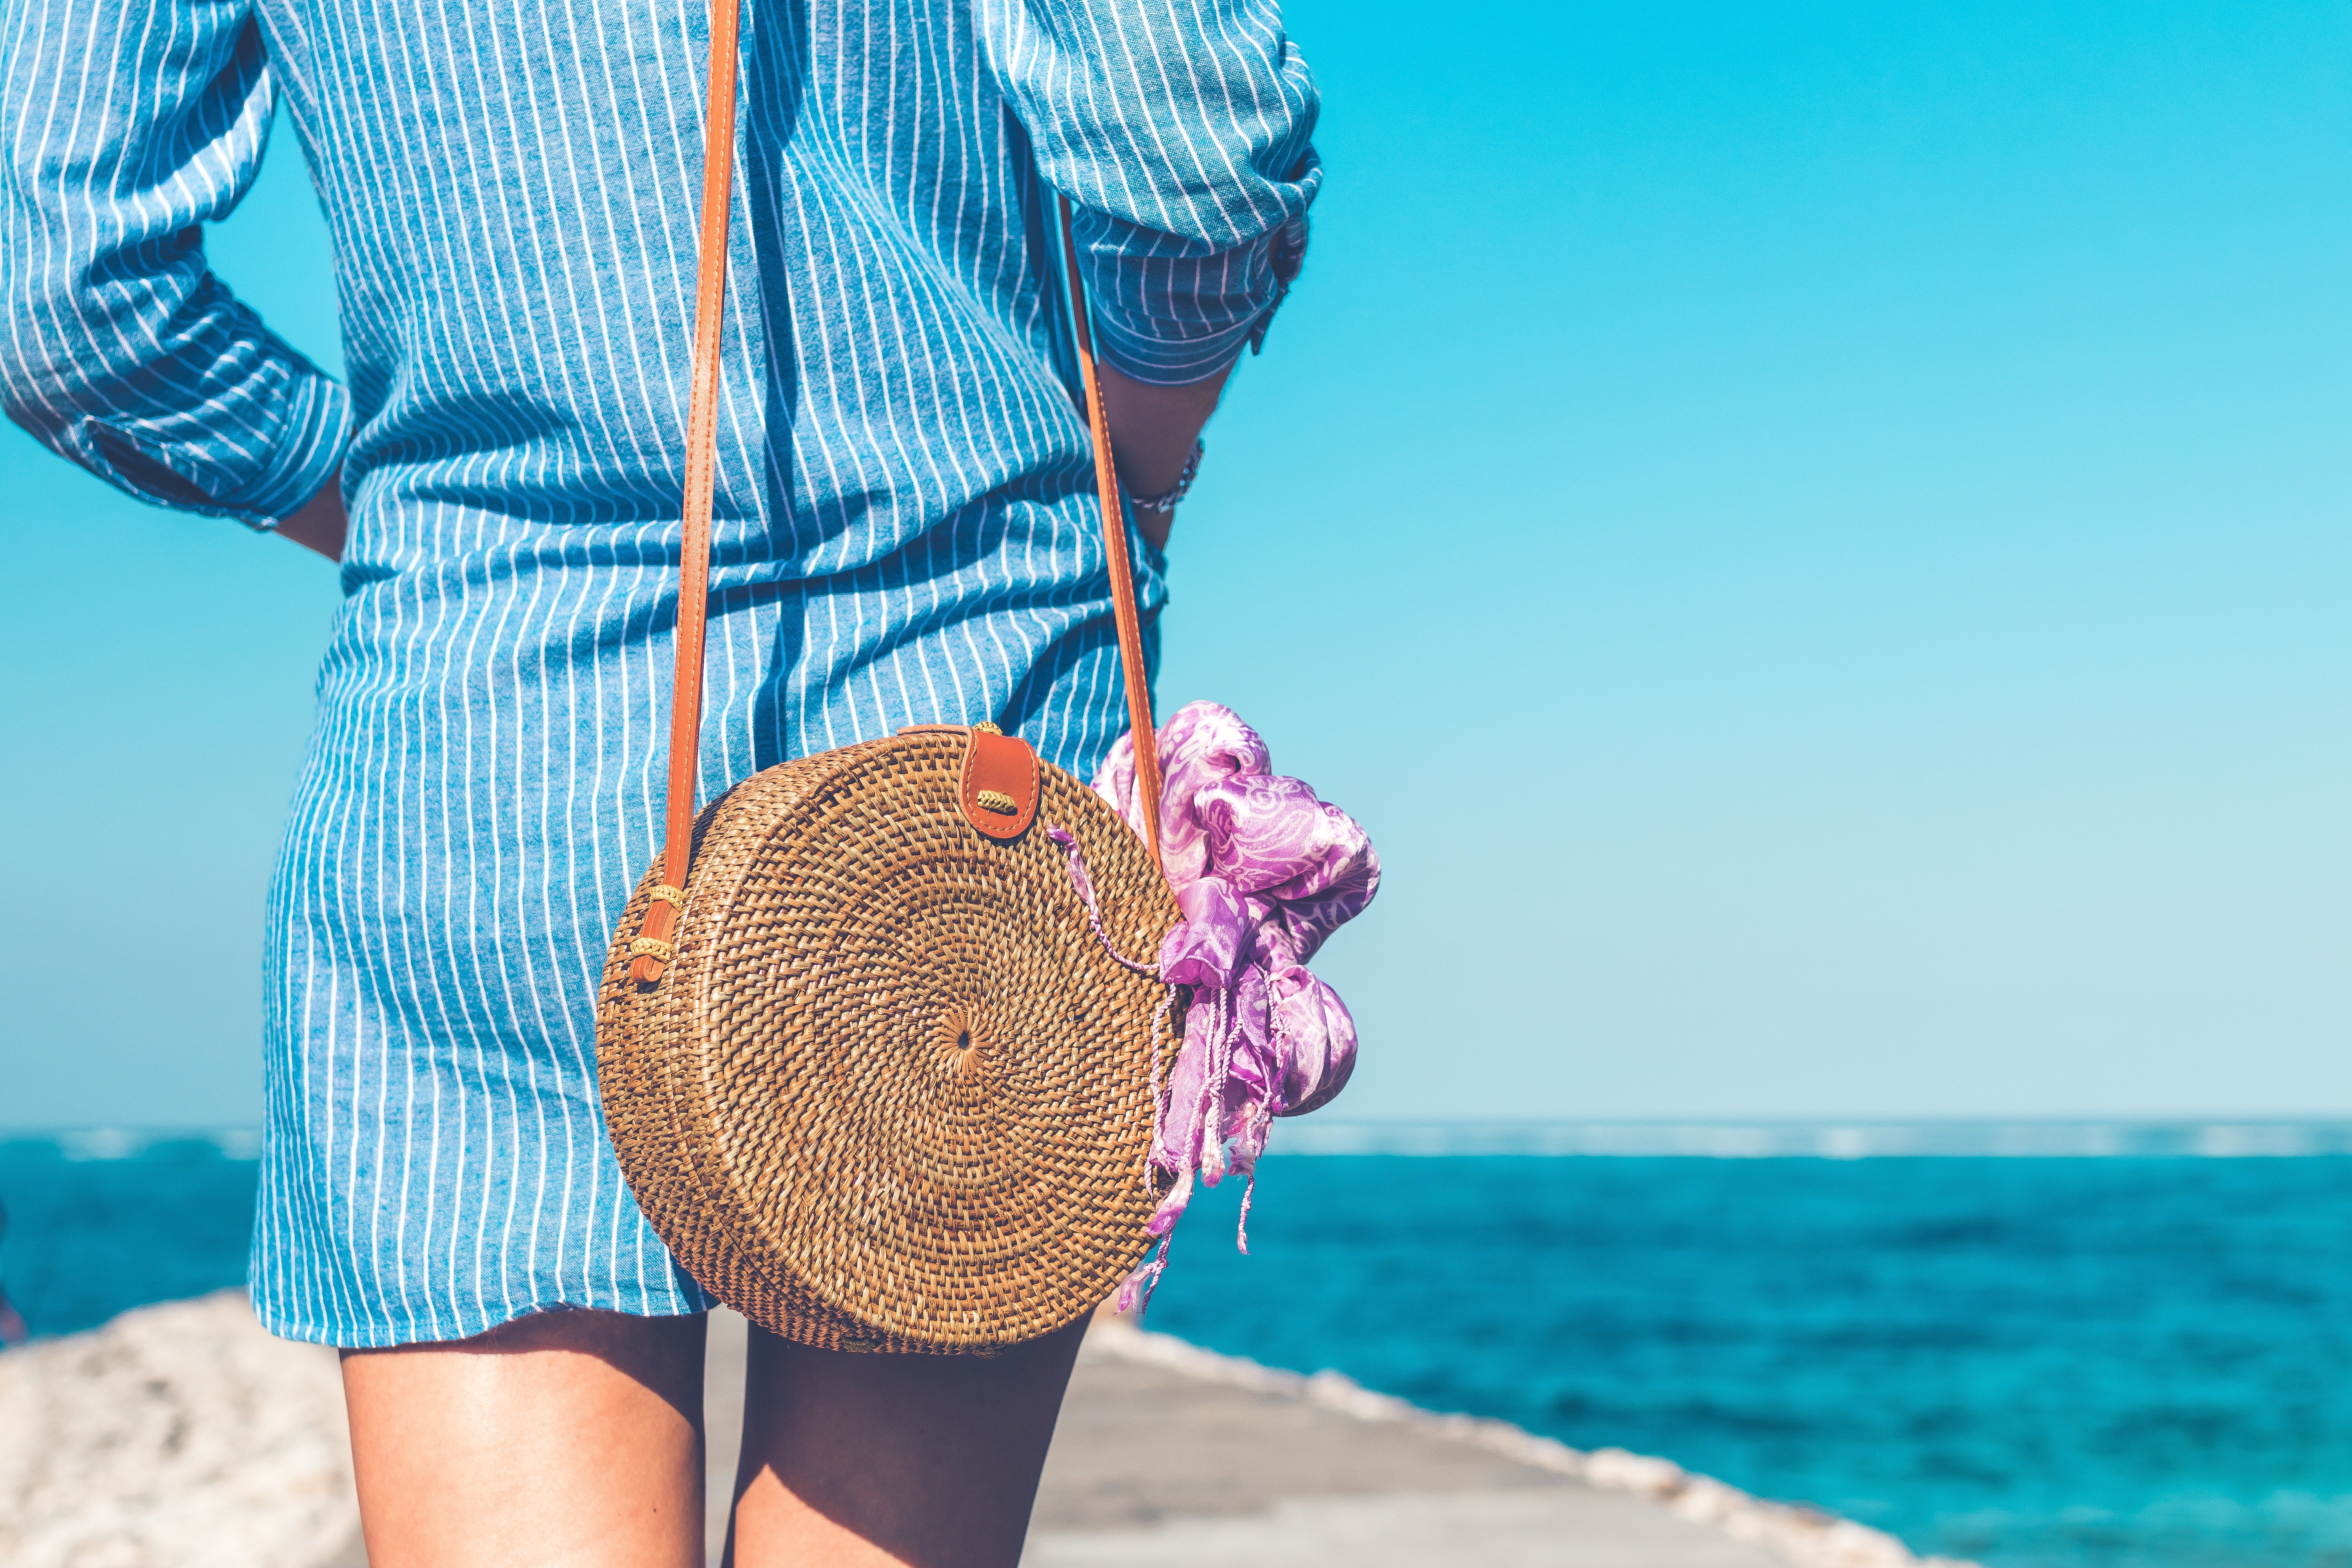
1055, 701, 1379, 1312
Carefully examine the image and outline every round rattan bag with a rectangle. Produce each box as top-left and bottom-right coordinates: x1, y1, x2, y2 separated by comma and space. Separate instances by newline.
596, 728, 1179, 1353
595, 5, 1180, 1353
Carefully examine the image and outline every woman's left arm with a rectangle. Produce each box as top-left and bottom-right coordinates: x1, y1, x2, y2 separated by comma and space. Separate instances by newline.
0, 0, 350, 534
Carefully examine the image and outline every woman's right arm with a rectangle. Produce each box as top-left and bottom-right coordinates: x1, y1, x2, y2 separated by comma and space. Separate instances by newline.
978, 0, 1321, 534
0, 0, 349, 536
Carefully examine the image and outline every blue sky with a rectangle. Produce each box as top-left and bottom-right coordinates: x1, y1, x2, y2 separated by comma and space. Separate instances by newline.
3, 0, 2345, 1127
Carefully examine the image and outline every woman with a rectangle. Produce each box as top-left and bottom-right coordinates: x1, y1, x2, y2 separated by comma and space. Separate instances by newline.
0, 0, 1319, 1560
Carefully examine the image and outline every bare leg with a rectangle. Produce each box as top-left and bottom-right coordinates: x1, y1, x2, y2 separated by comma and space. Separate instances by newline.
726, 1317, 1088, 1568
341, 1309, 708, 1568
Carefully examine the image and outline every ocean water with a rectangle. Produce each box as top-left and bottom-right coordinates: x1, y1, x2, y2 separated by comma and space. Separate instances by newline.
6, 1128, 2352, 1568
0, 1132, 262, 1338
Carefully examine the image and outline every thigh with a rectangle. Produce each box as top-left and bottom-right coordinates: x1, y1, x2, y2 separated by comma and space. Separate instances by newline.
341, 1309, 708, 1568
726, 1317, 1088, 1568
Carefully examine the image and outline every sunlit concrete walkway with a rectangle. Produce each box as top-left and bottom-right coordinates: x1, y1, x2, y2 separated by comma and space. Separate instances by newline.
701, 1312, 1809, 1568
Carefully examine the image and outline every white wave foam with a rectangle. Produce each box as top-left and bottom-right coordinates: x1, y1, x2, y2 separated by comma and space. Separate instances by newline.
22, 1130, 261, 1163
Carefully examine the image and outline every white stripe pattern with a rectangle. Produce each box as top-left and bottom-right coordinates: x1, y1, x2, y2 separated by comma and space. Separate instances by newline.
2, 0, 1319, 1346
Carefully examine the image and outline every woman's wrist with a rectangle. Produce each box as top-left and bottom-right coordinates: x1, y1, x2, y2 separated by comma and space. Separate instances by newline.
1096, 362, 1229, 506
1129, 440, 1203, 517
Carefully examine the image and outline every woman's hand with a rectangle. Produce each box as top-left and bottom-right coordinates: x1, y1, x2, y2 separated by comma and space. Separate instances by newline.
1097, 362, 1230, 552
278, 468, 348, 561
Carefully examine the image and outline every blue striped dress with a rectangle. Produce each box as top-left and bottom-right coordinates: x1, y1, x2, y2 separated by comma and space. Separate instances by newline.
1, 0, 1319, 1346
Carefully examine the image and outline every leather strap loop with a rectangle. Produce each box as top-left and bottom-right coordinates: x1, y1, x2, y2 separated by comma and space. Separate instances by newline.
632, 9, 1165, 985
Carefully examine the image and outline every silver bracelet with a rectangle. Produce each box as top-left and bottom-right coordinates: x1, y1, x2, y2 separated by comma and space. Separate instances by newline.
1129, 439, 1203, 514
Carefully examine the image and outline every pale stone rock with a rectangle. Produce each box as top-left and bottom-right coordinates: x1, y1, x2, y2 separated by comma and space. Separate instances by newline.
0, 1291, 358, 1568
1586, 1448, 1690, 1499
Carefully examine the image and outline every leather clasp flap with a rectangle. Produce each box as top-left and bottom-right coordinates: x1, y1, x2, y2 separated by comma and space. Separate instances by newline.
893, 724, 1039, 840
960, 728, 1038, 840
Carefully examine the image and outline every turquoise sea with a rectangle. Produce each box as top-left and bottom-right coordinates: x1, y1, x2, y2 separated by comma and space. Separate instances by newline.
5, 1125, 2351, 1568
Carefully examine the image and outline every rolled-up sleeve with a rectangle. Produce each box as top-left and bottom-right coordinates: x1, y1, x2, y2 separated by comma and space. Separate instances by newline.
978, 0, 1322, 385
0, 0, 349, 528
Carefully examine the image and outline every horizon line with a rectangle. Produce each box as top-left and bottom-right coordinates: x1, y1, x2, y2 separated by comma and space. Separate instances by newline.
13, 1118, 2352, 1161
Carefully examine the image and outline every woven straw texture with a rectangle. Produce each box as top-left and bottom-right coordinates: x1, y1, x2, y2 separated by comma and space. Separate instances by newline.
597, 730, 1179, 1352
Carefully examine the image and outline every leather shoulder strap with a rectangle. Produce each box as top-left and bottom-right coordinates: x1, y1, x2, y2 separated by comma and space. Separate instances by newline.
627, 0, 741, 985
1057, 194, 1166, 870
631, 6, 1162, 984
